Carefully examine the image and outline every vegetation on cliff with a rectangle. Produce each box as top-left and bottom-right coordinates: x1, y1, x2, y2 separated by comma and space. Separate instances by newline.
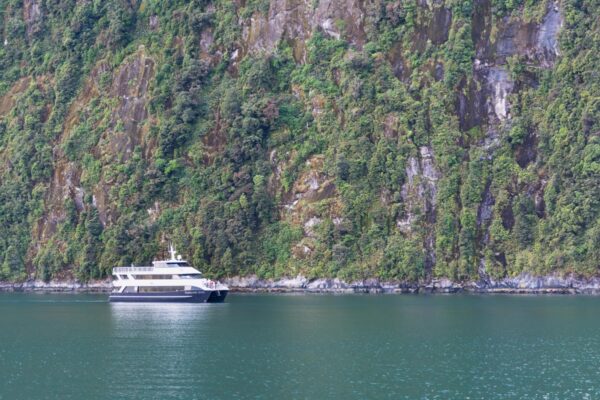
0, 0, 598, 283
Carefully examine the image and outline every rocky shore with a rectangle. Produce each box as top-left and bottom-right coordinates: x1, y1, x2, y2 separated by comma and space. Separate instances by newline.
223, 274, 600, 294
3, 274, 600, 294
0, 279, 112, 293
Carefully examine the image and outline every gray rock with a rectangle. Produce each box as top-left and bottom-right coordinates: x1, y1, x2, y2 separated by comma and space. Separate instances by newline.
6, 271, 600, 295
0, 279, 111, 293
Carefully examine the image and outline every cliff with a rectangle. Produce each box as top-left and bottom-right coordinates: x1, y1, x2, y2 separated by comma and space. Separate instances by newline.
0, 0, 598, 285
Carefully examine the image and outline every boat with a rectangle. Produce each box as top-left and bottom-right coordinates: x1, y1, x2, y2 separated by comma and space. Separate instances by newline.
109, 244, 229, 303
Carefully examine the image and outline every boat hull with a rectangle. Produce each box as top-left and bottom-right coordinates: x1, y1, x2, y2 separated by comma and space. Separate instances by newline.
109, 291, 212, 303
207, 290, 228, 303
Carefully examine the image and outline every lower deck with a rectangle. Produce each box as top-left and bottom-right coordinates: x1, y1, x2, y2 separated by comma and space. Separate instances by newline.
109, 290, 228, 303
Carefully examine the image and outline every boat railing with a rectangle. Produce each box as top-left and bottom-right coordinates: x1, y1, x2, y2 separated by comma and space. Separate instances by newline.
113, 266, 154, 274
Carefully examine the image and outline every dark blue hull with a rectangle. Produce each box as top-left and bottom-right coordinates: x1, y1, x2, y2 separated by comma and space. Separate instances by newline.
207, 290, 228, 303
109, 291, 212, 303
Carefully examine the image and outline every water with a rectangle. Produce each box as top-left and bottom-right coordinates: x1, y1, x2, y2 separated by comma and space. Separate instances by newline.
1, 294, 600, 399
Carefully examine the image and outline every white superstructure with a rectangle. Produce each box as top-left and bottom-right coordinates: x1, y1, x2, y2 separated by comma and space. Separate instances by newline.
111, 244, 229, 294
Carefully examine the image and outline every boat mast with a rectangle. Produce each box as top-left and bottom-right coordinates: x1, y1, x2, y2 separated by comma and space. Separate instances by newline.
168, 243, 177, 261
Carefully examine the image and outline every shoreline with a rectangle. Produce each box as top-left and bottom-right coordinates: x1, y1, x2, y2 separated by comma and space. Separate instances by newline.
2, 273, 600, 294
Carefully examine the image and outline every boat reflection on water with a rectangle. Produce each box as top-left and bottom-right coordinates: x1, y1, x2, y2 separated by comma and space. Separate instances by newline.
110, 303, 227, 349
109, 302, 225, 338
107, 302, 229, 398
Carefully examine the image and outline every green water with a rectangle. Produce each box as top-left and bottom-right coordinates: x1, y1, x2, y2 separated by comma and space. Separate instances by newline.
1, 294, 600, 399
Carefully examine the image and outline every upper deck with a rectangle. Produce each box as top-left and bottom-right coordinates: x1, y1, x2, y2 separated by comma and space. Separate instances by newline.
112, 264, 200, 275
112, 244, 200, 275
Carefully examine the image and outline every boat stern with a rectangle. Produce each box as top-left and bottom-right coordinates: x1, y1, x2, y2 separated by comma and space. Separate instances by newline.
206, 290, 228, 303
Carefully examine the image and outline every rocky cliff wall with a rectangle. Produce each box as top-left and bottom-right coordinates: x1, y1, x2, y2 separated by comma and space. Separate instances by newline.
0, 0, 598, 285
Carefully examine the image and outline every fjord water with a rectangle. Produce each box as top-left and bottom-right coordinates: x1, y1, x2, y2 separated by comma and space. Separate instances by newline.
1, 294, 600, 399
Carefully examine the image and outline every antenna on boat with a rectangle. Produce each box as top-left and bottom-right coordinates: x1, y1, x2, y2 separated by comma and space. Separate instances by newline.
169, 243, 177, 261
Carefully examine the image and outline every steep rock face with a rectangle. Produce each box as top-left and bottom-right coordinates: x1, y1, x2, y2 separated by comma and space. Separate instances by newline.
413, 1, 452, 51
486, 66, 513, 122
0, 77, 32, 117
23, 0, 42, 38
397, 146, 439, 270
0, 0, 590, 284
281, 155, 342, 258
41, 50, 156, 236
38, 160, 83, 241
461, 2, 563, 277
94, 51, 155, 225
243, 0, 312, 59
397, 146, 439, 232
42, 62, 110, 235
386, 1, 453, 81
473, 1, 562, 65
312, 0, 368, 45
199, 27, 221, 66
105, 50, 155, 160
462, 1, 563, 132
537, 4, 562, 61
243, 0, 369, 60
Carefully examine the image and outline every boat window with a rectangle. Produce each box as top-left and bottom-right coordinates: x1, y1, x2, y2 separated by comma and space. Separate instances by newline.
179, 274, 202, 279
139, 286, 185, 292
166, 262, 189, 266
133, 275, 172, 280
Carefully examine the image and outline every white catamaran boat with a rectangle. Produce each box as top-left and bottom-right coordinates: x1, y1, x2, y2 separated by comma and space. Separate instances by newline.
109, 245, 229, 303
